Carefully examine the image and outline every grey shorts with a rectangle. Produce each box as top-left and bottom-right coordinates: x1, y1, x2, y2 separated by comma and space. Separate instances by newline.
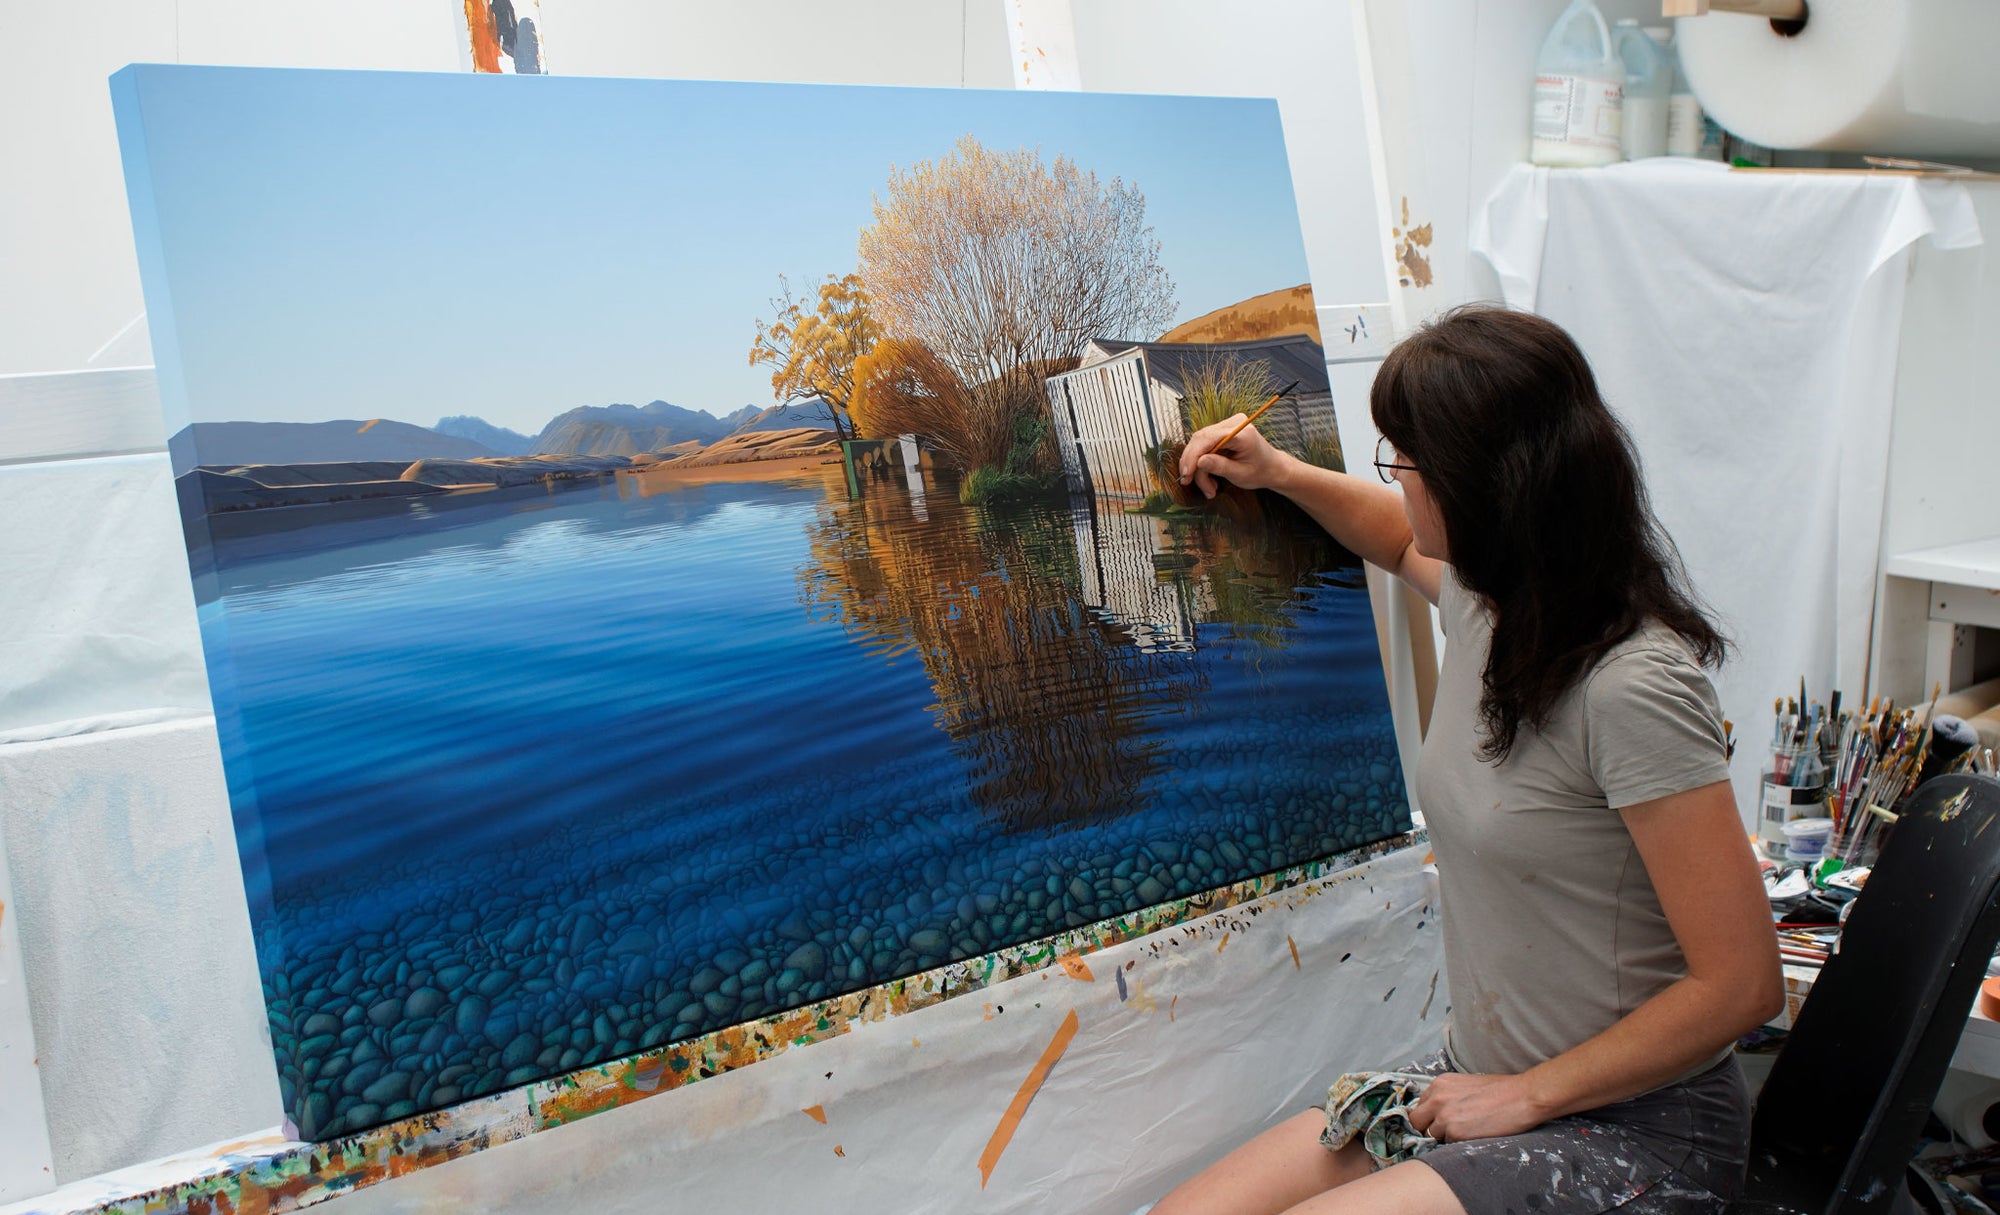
1348, 1049, 1750, 1215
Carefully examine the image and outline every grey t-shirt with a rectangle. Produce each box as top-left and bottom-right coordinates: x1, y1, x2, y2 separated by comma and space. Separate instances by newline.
1419, 570, 1732, 1079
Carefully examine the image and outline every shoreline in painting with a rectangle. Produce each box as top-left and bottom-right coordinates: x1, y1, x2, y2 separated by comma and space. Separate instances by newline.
174, 442, 853, 567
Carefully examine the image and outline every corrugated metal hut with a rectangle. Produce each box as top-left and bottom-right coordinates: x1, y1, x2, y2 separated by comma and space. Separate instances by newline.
1041, 334, 1336, 499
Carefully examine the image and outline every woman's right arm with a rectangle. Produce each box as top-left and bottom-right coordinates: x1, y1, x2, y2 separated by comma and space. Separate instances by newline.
1178, 417, 1443, 605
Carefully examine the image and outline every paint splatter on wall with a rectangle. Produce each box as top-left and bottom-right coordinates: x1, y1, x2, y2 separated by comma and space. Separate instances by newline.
1393, 197, 1433, 289
459, 0, 546, 74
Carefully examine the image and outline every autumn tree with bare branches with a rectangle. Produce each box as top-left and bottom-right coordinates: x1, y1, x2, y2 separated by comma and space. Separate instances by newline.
859, 136, 1176, 381
856, 136, 1176, 481
747, 272, 877, 441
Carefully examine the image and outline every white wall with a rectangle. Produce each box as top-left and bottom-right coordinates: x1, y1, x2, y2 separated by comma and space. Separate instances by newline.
1870, 183, 2000, 703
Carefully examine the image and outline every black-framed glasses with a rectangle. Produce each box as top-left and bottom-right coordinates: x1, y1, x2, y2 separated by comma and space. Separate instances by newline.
1374, 436, 1418, 484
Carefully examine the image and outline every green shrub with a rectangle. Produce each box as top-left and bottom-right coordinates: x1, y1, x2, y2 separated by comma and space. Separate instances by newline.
960, 465, 1048, 505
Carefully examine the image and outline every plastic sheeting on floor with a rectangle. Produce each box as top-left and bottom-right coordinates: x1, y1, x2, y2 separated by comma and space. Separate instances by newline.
337, 848, 1441, 1215
2, 845, 1441, 1215
0, 719, 280, 1185
1473, 159, 1983, 816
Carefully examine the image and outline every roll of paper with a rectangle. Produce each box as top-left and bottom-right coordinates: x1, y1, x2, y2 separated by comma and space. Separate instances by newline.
1675, 0, 2000, 157
1937, 1069, 2000, 1149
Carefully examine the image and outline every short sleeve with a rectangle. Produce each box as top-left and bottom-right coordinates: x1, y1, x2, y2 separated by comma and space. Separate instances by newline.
1582, 643, 1730, 809
1436, 566, 1481, 640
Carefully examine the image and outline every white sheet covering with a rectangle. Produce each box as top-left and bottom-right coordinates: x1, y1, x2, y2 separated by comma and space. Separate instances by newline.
0, 453, 209, 740
0, 827, 55, 1203
0, 719, 280, 1184
1472, 160, 1982, 817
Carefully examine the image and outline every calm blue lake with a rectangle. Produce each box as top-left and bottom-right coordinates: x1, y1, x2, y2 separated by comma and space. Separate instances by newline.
196, 463, 1409, 1138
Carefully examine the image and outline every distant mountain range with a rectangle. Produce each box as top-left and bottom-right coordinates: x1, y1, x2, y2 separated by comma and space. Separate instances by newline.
169, 419, 502, 468
434, 415, 535, 456
531, 400, 739, 457
170, 400, 837, 469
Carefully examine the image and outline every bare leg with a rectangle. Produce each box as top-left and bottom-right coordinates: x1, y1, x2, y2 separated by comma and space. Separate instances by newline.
1278, 1161, 1464, 1215
1151, 1111, 1373, 1215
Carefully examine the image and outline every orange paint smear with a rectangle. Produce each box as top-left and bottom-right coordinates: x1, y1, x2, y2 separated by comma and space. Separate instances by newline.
834, 1144, 845, 1157
1288, 935, 1301, 970
802, 1105, 827, 1125
1216, 932, 1231, 953
977, 1008, 1080, 1189
356, 419, 381, 434
1170, 994, 1178, 1021
1058, 954, 1094, 982
463, 0, 502, 72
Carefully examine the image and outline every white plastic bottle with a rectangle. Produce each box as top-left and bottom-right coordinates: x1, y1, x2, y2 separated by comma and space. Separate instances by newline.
1531, 0, 1624, 167
1616, 21, 1671, 161
1663, 30, 1712, 158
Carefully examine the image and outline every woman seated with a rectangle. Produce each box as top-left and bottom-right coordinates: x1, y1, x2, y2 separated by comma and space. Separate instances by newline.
1155, 306, 1782, 1215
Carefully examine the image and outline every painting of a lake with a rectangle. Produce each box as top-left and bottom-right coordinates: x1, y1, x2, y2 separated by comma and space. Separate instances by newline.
113, 65, 1410, 1139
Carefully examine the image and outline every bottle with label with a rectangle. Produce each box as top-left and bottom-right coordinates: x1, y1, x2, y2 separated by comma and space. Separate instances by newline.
1664, 32, 1715, 159
1532, 0, 1624, 167
1615, 21, 1671, 161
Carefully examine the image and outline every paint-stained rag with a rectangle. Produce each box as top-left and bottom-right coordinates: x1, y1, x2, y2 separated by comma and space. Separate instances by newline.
1318, 1070, 1436, 1167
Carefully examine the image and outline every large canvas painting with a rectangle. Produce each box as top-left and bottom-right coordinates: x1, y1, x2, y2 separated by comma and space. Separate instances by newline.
111, 66, 1411, 1140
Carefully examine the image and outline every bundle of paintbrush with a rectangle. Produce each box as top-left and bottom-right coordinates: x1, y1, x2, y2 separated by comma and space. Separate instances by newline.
1775, 925, 1839, 969
1758, 679, 1839, 855
1829, 685, 1945, 866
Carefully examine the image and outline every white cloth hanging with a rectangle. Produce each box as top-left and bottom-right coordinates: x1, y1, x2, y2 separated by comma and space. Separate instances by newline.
1471, 160, 1981, 817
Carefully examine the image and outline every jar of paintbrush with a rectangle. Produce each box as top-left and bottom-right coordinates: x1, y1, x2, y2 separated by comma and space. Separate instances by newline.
1759, 736, 1829, 860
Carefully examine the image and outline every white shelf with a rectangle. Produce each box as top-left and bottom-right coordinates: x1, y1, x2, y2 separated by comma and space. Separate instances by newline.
1886, 537, 2000, 592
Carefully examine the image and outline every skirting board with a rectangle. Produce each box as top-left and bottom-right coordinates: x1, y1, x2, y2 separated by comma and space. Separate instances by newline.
2, 836, 1441, 1215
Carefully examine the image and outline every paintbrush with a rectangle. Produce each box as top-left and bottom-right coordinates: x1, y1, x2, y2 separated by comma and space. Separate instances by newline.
1213, 380, 1301, 454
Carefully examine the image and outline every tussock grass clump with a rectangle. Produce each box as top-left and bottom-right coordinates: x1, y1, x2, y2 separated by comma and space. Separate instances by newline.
1179, 355, 1274, 432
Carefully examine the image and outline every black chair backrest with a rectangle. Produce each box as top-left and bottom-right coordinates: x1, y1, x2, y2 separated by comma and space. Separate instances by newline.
1750, 774, 2000, 1213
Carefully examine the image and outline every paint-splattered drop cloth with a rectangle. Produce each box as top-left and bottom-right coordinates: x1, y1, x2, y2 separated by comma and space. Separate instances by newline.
1333, 1048, 1751, 1214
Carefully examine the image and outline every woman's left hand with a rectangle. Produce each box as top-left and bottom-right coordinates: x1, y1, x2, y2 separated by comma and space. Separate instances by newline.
1406, 1072, 1550, 1143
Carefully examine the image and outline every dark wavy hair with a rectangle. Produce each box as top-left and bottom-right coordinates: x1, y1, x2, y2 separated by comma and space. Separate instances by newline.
1370, 305, 1725, 763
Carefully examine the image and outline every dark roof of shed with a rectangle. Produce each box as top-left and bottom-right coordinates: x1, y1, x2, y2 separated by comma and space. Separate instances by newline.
1087, 335, 1331, 400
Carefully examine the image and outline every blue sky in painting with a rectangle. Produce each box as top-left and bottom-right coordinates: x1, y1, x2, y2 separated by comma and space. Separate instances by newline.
123, 67, 1315, 436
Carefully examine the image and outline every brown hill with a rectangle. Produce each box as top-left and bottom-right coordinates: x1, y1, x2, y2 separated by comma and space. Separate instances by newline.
669, 427, 840, 468
1158, 284, 1321, 345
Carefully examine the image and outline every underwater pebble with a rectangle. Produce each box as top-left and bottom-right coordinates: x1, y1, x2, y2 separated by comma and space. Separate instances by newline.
267, 718, 1411, 1139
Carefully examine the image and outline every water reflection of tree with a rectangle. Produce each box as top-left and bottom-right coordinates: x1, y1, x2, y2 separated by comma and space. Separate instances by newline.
1174, 492, 1368, 646
797, 474, 1367, 831
798, 477, 1209, 832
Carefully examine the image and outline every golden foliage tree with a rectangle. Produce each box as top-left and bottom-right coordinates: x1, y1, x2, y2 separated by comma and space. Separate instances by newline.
857, 135, 1177, 393
850, 338, 1008, 472
748, 272, 877, 441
